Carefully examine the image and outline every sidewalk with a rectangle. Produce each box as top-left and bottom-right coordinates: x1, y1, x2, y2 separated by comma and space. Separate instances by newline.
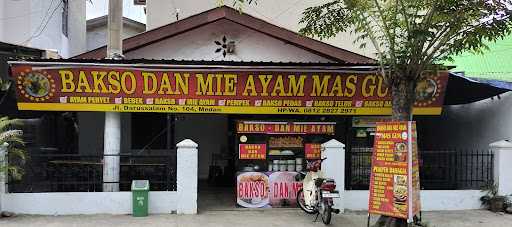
1, 209, 511, 227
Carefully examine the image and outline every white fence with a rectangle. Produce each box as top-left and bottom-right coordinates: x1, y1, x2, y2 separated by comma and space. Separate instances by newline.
1, 139, 511, 215
0, 139, 198, 215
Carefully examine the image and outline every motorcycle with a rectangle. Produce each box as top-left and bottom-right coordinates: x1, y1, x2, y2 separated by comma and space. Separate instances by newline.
296, 158, 340, 225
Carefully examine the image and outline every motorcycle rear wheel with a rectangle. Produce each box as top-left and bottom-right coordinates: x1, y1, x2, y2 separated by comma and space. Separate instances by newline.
321, 201, 332, 225
296, 189, 317, 214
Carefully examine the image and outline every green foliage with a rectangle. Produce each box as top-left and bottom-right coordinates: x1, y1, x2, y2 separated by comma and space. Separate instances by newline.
298, 0, 512, 83
479, 182, 510, 209
218, 0, 258, 11
0, 116, 26, 180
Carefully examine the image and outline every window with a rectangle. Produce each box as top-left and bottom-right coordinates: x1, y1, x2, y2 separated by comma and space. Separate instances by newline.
131, 113, 172, 149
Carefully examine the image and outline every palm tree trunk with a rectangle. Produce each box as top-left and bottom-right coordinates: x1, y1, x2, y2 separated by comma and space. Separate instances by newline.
391, 77, 416, 121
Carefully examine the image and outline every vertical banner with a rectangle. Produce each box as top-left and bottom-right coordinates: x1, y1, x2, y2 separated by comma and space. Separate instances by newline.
368, 121, 421, 222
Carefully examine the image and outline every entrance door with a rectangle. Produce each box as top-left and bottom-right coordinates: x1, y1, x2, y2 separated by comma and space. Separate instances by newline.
172, 114, 235, 211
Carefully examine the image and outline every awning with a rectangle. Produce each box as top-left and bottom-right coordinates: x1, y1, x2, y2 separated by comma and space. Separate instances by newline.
444, 72, 511, 105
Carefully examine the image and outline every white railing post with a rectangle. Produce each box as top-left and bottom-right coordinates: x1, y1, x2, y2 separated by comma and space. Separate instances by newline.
0, 142, 8, 212
490, 140, 512, 196
321, 139, 345, 213
176, 139, 198, 214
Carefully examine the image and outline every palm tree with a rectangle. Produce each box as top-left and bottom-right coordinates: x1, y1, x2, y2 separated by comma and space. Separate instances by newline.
0, 116, 26, 180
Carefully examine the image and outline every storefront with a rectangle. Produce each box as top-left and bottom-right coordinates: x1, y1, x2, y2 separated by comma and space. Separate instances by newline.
7, 59, 448, 210
235, 121, 336, 208
3, 6, 509, 215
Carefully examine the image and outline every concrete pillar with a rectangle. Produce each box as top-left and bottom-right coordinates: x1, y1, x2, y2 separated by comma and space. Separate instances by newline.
67, 0, 86, 56
490, 140, 512, 196
103, 112, 121, 192
0, 142, 8, 212
321, 139, 345, 212
176, 139, 198, 214
103, 0, 123, 192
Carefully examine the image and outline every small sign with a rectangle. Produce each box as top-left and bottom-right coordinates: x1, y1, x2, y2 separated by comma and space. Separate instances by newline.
239, 144, 266, 160
237, 122, 336, 135
305, 143, 321, 159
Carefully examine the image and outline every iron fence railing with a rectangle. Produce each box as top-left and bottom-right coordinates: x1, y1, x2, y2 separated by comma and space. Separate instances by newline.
346, 149, 494, 190
7, 152, 177, 193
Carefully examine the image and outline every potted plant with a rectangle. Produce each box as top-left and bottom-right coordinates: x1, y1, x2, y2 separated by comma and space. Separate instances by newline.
480, 183, 507, 212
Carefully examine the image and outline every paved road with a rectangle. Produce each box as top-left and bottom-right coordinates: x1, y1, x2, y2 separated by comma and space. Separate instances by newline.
1, 210, 511, 227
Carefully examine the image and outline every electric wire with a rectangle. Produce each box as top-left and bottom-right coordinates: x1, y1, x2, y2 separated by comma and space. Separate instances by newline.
22, 0, 63, 45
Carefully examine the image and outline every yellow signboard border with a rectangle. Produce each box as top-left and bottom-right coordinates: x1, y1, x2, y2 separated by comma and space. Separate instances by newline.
18, 103, 441, 115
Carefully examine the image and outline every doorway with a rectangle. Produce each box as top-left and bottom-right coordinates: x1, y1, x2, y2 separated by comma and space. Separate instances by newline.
172, 114, 236, 211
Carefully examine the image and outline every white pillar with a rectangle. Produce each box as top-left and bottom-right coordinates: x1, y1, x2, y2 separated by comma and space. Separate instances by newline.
176, 139, 198, 214
321, 139, 345, 213
103, 112, 121, 192
0, 142, 8, 212
103, 0, 123, 192
490, 140, 512, 196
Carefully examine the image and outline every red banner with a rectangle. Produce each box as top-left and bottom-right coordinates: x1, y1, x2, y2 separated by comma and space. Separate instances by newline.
268, 172, 303, 208
236, 171, 302, 208
9, 62, 448, 115
237, 172, 270, 208
305, 143, 321, 159
368, 121, 421, 222
237, 121, 336, 135
239, 144, 267, 160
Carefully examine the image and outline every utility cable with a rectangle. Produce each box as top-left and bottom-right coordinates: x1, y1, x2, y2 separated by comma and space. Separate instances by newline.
22, 0, 63, 45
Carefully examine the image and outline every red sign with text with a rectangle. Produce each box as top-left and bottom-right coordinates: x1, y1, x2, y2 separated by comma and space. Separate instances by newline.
305, 143, 322, 159
239, 144, 267, 160
9, 62, 448, 115
368, 121, 421, 222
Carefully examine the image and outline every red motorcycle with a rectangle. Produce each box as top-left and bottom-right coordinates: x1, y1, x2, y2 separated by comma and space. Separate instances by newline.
296, 158, 340, 225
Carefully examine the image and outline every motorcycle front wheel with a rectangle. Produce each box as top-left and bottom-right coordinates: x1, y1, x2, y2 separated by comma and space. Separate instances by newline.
321, 201, 332, 225
296, 188, 317, 214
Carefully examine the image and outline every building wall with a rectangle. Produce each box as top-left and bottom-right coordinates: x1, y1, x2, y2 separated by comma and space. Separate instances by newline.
0, 0, 85, 58
87, 23, 145, 51
417, 91, 512, 150
125, 19, 333, 62
145, 0, 377, 58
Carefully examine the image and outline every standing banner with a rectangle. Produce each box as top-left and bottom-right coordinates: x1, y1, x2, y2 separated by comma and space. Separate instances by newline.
9, 61, 448, 115
368, 121, 421, 223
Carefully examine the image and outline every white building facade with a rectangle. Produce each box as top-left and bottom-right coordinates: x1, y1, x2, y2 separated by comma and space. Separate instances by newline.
1, 3, 510, 216
0, 0, 86, 58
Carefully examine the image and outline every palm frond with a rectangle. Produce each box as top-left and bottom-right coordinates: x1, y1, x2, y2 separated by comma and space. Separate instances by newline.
0, 117, 23, 132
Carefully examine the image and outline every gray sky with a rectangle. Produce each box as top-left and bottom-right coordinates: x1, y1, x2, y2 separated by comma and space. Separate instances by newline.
86, 0, 146, 23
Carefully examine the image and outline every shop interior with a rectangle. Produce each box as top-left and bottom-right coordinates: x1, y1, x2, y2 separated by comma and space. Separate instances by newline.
175, 114, 352, 211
